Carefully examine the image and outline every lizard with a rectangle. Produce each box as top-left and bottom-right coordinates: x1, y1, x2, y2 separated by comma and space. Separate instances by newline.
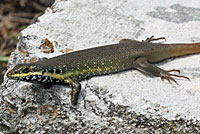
6, 37, 200, 105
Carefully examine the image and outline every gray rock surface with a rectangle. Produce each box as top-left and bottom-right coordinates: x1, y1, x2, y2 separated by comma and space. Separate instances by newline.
1, 0, 200, 133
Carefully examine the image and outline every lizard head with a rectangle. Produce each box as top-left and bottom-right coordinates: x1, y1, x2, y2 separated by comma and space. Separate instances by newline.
7, 64, 37, 81
7, 63, 65, 84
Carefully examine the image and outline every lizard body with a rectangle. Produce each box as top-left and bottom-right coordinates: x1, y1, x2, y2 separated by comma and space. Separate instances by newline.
7, 38, 200, 105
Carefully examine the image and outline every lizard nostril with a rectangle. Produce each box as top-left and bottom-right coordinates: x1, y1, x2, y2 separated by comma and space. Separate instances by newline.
6, 71, 12, 77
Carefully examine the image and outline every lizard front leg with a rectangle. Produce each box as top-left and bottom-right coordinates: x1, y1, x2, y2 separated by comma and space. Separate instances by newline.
64, 78, 81, 105
133, 57, 190, 84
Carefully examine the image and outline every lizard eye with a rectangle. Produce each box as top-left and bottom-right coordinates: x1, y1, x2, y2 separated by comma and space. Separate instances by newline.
22, 67, 31, 73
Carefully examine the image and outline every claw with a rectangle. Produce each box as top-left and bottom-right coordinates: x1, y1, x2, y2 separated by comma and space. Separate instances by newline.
170, 74, 190, 81
145, 35, 166, 43
161, 75, 178, 85
160, 70, 190, 84
167, 69, 181, 74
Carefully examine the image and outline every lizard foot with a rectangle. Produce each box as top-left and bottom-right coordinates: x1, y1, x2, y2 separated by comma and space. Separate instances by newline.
144, 35, 166, 43
134, 57, 190, 85
160, 69, 190, 84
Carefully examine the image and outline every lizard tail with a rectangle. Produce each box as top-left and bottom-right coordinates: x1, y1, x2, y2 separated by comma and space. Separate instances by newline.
150, 42, 200, 63
169, 42, 200, 58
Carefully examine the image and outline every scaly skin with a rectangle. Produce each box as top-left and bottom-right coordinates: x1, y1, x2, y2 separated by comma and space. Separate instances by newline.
7, 38, 200, 105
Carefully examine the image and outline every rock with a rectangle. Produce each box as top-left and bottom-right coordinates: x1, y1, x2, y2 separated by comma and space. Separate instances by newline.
1, 0, 200, 133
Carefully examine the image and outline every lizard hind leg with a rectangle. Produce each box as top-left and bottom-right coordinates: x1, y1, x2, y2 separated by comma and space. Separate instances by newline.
119, 36, 166, 44
143, 35, 166, 43
119, 39, 140, 44
134, 57, 190, 84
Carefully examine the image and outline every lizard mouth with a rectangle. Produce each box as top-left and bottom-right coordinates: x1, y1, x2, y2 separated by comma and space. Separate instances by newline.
6, 71, 22, 80
6, 69, 16, 79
